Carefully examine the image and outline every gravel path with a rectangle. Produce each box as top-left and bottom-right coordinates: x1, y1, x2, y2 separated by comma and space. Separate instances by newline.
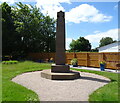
12, 70, 110, 101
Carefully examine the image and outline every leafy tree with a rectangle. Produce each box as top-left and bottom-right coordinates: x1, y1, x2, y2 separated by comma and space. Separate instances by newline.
69, 37, 91, 52
99, 37, 116, 47
91, 48, 98, 52
1, 2, 19, 56
41, 15, 56, 52
69, 40, 79, 52
1, 2, 56, 59
12, 2, 56, 54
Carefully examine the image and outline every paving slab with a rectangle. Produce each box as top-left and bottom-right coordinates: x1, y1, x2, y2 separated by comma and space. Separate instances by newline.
70, 65, 120, 73
12, 71, 110, 101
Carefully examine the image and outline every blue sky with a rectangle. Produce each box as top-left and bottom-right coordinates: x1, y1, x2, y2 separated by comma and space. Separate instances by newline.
0, 0, 119, 49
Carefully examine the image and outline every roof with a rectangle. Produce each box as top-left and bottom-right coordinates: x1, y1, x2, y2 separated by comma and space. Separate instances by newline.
98, 41, 120, 49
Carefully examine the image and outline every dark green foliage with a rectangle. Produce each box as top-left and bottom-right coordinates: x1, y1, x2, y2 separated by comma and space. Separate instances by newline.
69, 37, 91, 52
12, 2, 56, 53
99, 37, 116, 47
1, 2, 19, 56
91, 48, 99, 52
1, 2, 56, 59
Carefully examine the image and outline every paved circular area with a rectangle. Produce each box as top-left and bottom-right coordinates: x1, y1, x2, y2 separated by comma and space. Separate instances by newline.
12, 70, 110, 101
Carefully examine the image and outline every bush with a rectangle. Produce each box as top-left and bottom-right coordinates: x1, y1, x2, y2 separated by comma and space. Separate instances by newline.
71, 58, 78, 66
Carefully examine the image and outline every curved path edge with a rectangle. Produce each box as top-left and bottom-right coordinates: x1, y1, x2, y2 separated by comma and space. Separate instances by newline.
12, 70, 110, 101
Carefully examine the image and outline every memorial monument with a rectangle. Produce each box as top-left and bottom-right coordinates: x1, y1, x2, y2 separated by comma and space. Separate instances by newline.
41, 11, 80, 80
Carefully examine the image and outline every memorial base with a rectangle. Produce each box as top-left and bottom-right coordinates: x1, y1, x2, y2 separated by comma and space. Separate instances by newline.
51, 64, 70, 73
41, 69, 80, 80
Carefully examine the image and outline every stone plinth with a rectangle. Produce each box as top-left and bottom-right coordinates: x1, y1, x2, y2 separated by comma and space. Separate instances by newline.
41, 11, 80, 80
41, 69, 80, 80
51, 64, 70, 73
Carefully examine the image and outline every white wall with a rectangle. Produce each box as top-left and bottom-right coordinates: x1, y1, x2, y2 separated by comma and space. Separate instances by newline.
99, 42, 119, 52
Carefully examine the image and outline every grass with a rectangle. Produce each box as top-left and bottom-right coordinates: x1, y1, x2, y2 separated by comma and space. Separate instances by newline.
0, 63, 2, 102
2, 61, 51, 101
2, 60, 18, 64
71, 68, 119, 102
2, 61, 119, 102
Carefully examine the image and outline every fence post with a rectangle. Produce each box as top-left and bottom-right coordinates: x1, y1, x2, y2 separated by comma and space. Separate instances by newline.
74, 52, 76, 58
86, 53, 88, 67
102, 53, 105, 61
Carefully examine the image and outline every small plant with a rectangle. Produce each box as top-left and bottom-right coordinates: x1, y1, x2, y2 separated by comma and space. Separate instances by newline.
71, 58, 78, 67
49, 58, 54, 63
100, 61, 106, 71
50, 58, 53, 61
100, 61, 106, 65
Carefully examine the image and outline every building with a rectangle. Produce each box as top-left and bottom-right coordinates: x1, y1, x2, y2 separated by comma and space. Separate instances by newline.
98, 41, 120, 52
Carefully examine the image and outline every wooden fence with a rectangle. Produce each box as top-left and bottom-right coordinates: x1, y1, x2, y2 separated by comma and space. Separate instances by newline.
28, 52, 120, 69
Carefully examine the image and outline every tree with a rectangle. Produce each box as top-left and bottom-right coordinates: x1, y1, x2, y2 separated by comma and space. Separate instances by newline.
69, 40, 79, 52
91, 48, 98, 52
99, 37, 116, 47
12, 2, 56, 54
69, 37, 91, 52
41, 15, 56, 52
1, 2, 56, 58
1, 2, 18, 56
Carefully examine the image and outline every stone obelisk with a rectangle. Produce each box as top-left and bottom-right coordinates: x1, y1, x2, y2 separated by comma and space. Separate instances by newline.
41, 11, 80, 80
56, 11, 66, 65
51, 11, 70, 73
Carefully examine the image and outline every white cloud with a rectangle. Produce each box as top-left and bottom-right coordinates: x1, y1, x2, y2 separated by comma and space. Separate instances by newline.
85, 28, 118, 48
0, 0, 35, 4
26, 4, 32, 9
1, 1, 112, 24
93, 30, 101, 34
36, 0, 71, 19
66, 29, 118, 50
66, 38, 73, 50
66, 4, 112, 23
114, 4, 118, 9
35, 2, 112, 23
1, 0, 15, 4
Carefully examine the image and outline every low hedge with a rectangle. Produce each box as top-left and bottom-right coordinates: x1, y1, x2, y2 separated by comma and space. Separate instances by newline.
2, 60, 18, 64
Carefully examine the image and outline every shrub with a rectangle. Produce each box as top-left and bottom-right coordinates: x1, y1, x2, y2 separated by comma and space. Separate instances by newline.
2, 60, 18, 64
71, 58, 78, 65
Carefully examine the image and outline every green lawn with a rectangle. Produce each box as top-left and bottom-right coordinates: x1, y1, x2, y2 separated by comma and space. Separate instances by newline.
2, 61, 51, 101
71, 68, 119, 102
2, 61, 119, 102
0, 63, 2, 102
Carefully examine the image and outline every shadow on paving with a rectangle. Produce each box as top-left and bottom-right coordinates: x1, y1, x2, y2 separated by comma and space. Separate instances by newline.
79, 76, 110, 83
